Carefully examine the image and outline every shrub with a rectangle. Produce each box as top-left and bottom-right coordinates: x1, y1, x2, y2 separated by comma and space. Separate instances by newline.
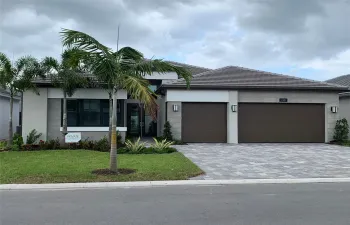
151, 138, 174, 152
26, 129, 42, 144
12, 133, 24, 151
79, 138, 95, 150
125, 137, 146, 153
172, 139, 187, 145
46, 139, 61, 150
94, 136, 109, 152
333, 118, 349, 143
0, 140, 7, 150
163, 121, 173, 141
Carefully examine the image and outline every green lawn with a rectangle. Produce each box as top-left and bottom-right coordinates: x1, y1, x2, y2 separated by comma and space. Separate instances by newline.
0, 150, 203, 184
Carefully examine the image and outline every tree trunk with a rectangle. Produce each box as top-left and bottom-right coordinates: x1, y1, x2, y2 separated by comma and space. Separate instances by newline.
62, 91, 68, 136
7, 92, 13, 147
110, 88, 118, 172
108, 91, 113, 144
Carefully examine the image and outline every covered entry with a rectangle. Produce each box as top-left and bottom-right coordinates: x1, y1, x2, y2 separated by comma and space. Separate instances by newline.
238, 103, 325, 143
182, 103, 227, 143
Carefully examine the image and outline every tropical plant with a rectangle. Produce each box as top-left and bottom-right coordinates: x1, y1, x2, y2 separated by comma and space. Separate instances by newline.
0, 53, 43, 146
60, 28, 192, 172
26, 129, 42, 144
151, 138, 174, 152
333, 118, 349, 143
12, 133, 24, 151
41, 49, 89, 136
163, 121, 173, 141
125, 137, 146, 153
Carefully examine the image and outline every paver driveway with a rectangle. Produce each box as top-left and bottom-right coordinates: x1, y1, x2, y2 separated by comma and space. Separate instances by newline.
176, 144, 350, 180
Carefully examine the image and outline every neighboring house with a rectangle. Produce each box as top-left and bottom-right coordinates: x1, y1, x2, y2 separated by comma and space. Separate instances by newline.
21, 62, 210, 143
22, 63, 347, 144
0, 88, 21, 140
326, 74, 350, 138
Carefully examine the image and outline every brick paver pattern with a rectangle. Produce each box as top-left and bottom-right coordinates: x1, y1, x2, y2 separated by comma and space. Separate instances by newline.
176, 144, 350, 180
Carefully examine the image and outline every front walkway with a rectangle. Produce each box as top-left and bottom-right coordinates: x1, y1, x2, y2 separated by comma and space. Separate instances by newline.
176, 143, 350, 180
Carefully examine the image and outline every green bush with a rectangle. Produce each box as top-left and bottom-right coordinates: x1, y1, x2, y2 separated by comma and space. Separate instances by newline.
163, 121, 173, 141
26, 129, 42, 144
151, 138, 174, 152
333, 118, 349, 143
0, 140, 7, 150
12, 133, 24, 151
125, 137, 146, 153
117, 146, 177, 154
94, 136, 109, 152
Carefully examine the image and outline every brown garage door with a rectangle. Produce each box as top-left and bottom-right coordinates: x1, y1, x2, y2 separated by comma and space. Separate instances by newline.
238, 103, 325, 143
182, 103, 227, 143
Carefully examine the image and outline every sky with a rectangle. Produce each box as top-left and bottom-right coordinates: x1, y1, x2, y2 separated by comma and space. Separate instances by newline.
0, 0, 349, 81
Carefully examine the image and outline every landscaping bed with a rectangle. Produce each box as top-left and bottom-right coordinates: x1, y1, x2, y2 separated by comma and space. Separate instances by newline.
0, 150, 204, 184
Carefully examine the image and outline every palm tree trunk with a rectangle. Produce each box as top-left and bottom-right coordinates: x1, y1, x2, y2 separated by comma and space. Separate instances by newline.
62, 91, 68, 136
110, 88, 118, 172
108, 91, 113, 144
7, 92, 13, 147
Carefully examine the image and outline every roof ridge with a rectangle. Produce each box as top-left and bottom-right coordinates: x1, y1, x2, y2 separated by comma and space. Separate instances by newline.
326, 74, 350, 81
164, 60, 213, 71
169, 66, 233, 84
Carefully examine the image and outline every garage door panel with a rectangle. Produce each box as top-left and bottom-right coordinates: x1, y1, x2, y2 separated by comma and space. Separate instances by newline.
182, 103, 227, 143
238, 103, 325, 143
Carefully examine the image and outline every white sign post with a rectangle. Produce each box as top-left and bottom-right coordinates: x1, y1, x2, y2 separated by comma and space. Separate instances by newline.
65, 132, 82, 143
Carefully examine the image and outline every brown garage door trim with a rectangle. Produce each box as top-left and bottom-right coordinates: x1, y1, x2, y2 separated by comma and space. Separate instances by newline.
181, 102, 227, 143
238, 103, 325, 143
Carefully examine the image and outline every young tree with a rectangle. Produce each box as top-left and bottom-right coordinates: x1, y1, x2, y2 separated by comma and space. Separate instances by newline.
60, 28, 192, 172
41, 49, 88, 137
0, 53, 43, 146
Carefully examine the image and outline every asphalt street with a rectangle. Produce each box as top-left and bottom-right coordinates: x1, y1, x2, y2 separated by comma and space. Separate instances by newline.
1, 183, 350, 225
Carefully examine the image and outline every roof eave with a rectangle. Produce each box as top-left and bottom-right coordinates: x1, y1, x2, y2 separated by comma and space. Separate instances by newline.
161, 84, 349, 92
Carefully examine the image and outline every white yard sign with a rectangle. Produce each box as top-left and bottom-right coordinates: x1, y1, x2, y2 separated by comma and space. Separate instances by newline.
65, 132, 82, 143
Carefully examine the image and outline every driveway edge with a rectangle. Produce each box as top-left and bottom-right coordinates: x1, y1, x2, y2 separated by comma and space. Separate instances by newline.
2, 178, 350, 190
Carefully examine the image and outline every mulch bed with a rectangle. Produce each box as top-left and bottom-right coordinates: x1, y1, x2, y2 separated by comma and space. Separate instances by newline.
92, 168, 136, 175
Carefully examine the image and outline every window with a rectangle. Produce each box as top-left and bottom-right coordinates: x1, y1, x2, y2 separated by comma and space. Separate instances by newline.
62, 99, 124, 127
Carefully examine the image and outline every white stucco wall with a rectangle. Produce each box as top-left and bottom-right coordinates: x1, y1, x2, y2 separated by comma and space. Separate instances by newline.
22, 88, 48, 142
238, 90, 340, 143
339, 97, 350, 138
47, 88, 127, 99
0, 96, 20, 140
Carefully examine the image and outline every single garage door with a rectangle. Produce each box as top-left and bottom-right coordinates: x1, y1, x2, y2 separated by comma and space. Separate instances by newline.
182, 103, 227, 143
238, 103, 325, 143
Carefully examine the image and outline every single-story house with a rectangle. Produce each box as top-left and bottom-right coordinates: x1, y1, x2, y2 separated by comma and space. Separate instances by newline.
0, 88, 21, 140
326, 74, 350, 138
22, 63, 348, 144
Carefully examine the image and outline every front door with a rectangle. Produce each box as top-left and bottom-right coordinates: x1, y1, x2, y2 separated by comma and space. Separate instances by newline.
127, 103, 157, 137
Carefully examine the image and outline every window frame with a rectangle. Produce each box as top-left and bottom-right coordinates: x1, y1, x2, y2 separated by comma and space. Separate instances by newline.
61, 99, 124, 127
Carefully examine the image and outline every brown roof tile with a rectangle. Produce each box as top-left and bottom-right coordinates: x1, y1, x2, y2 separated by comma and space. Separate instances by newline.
164, 66, 348, 91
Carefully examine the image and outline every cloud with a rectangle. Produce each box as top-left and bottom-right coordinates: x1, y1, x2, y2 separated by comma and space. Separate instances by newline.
0, 0, 349, 80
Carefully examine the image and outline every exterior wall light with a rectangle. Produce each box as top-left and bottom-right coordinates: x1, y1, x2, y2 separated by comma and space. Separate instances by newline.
173, 104, 179, 112
330, 106, 338, 113
231, 105, 237, 112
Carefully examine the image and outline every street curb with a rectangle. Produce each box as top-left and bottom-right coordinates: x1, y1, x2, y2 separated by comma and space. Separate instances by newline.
2, 178, 350, 190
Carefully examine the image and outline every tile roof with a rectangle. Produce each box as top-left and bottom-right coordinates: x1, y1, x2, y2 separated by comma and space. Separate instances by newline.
163, 66, 348, 91
326, 74, 350, 87
165, 61, 212, 75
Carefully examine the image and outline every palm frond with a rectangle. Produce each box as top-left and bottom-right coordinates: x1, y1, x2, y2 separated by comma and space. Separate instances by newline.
14, 56, 37, 74
60, 28, 112, 56
41, 57, 60, 74
0, 52, 14, 88
120, 75, 158, 119
126, 59, 193, 87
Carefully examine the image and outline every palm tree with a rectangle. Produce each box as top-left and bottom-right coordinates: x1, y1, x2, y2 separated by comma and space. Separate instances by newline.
41, 49, 88, 137
0, 53, 43, 146
60, 28, 192, 172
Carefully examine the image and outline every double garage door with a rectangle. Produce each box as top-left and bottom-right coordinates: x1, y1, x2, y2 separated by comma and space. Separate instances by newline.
182, 102, 325, 143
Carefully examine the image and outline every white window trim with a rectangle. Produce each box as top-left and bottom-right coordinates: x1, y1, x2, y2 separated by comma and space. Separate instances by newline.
60, 127, 127, 132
